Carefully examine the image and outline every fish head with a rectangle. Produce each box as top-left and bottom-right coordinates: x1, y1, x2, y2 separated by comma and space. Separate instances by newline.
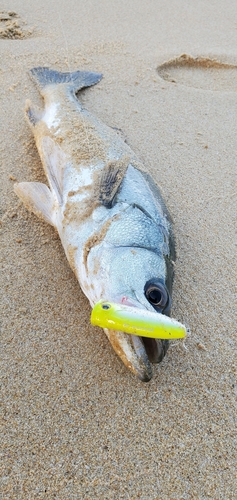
100, 245, 173, 313
87, 244, 174, 381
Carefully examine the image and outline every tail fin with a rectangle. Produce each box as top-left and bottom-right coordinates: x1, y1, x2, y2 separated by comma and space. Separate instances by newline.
30, 67, 103, 93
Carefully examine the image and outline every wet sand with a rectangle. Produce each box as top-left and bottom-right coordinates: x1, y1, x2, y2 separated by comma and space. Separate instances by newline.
1, 1, 236, 498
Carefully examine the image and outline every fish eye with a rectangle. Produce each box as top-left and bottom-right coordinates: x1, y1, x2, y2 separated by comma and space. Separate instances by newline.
144, 280, 168, 310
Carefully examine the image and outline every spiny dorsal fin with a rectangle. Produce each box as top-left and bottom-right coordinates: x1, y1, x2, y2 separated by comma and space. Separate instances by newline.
14, 182, 56, 226
30, 67, 103, 93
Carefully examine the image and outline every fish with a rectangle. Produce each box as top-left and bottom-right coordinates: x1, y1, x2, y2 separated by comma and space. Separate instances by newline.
14, 67, 176, 382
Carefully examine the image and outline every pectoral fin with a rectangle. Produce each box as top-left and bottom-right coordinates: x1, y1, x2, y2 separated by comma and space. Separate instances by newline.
99, 157, 129, 208
14, 182, 56, 226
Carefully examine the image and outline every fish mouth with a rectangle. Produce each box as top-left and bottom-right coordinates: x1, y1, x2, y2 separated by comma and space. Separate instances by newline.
102, 297, 169, 382
104, 328, 169, 382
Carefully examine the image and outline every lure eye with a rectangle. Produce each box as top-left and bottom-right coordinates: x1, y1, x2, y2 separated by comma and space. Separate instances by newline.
144, 280, 169, 311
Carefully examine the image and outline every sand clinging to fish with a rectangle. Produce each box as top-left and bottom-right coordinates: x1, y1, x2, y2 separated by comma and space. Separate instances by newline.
14, 67, 180, 381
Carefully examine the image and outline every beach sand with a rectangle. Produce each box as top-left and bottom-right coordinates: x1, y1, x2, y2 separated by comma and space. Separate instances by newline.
0, 1, 236, 498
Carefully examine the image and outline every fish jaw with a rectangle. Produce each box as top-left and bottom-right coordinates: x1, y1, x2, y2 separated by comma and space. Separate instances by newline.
97, 297, 170, 381
103, 328, 153, 382
102, 320, 169, 381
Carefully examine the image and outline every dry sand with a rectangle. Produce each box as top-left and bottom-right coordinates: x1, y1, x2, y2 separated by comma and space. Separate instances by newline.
0, 1, 236, 498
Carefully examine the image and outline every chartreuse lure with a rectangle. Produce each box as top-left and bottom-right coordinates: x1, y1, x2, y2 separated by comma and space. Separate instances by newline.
91, 301, 186, 340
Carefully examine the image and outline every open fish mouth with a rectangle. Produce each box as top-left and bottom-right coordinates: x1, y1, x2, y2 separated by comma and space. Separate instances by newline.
91, 299, 186, 381
104, 329, 169, 382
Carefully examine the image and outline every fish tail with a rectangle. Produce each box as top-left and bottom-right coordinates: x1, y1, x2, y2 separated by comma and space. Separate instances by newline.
30, 67, 103, 92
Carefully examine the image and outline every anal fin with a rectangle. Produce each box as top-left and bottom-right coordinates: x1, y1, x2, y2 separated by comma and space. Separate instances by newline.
14, 182, 56, 226
25, 99, 43, 126
41, 136, 66, 205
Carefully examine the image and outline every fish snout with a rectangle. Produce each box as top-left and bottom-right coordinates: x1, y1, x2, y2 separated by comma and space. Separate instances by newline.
116, 296, 170, 369
91, 299, 186, 381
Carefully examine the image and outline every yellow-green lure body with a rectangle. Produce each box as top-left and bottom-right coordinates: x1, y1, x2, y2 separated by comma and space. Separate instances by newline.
91, 301, 186, 340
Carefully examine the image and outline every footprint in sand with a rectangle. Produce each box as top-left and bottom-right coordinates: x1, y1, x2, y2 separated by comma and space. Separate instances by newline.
157, 54, 237, 92
0, 11, 33, 39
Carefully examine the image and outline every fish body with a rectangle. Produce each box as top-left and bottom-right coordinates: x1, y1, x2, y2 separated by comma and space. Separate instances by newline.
15, 68, 176, 381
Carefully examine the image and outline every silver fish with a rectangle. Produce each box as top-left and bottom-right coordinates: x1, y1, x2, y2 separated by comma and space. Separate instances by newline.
14, 68, 176, 381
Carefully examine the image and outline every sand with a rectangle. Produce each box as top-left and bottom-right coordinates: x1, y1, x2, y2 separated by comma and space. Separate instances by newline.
0, 1, 236, 498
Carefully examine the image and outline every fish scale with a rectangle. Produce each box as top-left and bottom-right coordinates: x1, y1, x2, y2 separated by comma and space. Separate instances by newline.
102, 204, 167, 251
